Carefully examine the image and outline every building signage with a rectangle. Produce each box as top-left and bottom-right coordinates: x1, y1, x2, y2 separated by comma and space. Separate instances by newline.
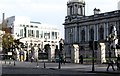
8, 52, 12, 55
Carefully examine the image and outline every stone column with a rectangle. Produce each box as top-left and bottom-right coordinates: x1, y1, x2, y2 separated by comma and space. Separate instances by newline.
94, 25, 96, 40
97, 43, 106, 63
34, 47, 38, 60
104, 23, 106, 39
79, 26, 81, 42
24, 51, 26, 61
50, 45, 56, 61
71, 44, 79, 63
88, 26, 90, 41
96, 24, 98, 40
106, 22, 108, 36
85, 26, 87, 41
75, 25, 77, 42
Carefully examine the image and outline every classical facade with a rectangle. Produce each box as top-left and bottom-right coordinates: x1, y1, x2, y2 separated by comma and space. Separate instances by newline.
63, 0, 120, 62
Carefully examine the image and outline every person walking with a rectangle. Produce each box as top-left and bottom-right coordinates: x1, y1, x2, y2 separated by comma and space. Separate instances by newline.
79, 55, 83, 64
117, 54, 120, 71
106, 59, 115, 71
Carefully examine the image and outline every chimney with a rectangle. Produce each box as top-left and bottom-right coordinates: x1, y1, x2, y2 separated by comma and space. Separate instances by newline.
0, 13, 5, 30
94, 8, 100, 15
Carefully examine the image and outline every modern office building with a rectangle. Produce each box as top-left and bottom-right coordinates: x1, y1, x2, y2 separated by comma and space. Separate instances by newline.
4, 16, 60, 61
5, 16, 60, 45
63, 0, 120, 63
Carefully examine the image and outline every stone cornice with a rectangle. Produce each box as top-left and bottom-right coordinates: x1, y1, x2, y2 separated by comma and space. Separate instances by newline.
63, 10, 120, 25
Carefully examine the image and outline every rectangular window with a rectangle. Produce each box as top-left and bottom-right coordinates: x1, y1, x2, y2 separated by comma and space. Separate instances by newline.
55, 32, 57, 39
24, 27, 26, 37
31, 30, 35, 37
51, 32, 54, 39
51, 32, 58, 39
44, 31, 50, 39
47, 32, 50, 39
28, 30, 30, 37
39, 31, 43, 38
36, 30, 39, 38
20, 29, 23, 37
28, 30, 32, 37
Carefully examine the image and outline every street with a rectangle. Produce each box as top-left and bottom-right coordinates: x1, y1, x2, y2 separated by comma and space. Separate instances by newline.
0, 60, 120, 76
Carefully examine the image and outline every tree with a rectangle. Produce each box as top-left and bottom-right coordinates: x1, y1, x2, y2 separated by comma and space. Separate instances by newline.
2, 33, 14, 49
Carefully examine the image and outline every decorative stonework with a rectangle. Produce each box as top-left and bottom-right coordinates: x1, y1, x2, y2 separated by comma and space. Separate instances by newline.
71, 44, 79, 63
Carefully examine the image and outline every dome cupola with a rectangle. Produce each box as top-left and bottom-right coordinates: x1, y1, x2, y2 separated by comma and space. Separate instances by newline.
67, 0, 85, 16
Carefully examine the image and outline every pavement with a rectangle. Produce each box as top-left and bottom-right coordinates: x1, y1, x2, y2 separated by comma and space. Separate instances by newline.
0, 60, 120, 76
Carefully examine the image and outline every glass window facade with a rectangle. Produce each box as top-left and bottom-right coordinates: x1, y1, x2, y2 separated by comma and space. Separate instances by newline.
39, 31, 43, 39
31, 30, 35, 37
44, 31, 50, 39
20, 29, 23, 37
36, 30, 39, 38
16, 24, 59, 42
51, 32, 58, 39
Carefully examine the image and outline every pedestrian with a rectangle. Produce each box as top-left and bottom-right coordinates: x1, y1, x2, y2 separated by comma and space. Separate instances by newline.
117, 54, 120, 71
79, 55, 83, 64
31, 56, 34, 63
106, 59, 115, 71
63, 55, 66, 64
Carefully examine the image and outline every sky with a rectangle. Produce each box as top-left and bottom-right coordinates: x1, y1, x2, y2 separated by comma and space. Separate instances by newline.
0, 0, 120, 38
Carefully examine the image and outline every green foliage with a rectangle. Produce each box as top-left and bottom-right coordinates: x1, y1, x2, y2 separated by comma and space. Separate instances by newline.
2, 33, 14, 49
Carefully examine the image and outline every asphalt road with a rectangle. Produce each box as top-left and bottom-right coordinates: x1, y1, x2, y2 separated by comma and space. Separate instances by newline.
1, 61, 120, 76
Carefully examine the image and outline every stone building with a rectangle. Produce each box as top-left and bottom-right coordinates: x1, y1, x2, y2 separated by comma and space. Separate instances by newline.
63, 0, 120, 63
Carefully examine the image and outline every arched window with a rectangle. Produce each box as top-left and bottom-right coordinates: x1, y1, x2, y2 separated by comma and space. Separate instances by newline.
89, 28, 94, 41
75, 5, 78, 14
81, 29, 85, 42
99, 27, 104, 40
70, 6, 73, 15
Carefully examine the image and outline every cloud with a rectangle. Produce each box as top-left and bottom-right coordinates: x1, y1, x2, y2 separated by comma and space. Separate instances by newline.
20, 3, 65, 12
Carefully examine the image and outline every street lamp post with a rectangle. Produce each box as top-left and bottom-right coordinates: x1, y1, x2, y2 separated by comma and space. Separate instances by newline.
58, 48, 61, 69
43, 52, 46, 68
89, 41, 95, 72
58, 39, 64, 69
92, 41, 95, 72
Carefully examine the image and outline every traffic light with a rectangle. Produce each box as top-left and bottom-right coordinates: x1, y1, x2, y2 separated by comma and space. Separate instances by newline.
89, 41, 93, 50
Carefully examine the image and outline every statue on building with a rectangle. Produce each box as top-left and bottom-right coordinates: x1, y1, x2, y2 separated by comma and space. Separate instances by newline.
111, 25, 118, 57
